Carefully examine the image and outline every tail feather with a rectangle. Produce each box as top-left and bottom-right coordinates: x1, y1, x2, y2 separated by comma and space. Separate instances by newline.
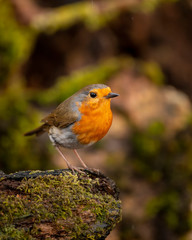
24, 124, 47, 136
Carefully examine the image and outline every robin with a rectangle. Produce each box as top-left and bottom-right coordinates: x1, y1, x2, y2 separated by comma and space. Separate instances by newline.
24, 84, 119, 171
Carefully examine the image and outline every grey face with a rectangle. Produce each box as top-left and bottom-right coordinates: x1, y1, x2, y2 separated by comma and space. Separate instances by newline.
74, 84, 109, 102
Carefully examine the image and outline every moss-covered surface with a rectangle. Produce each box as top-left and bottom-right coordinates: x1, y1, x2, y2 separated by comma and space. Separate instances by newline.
0, 169, 121, 239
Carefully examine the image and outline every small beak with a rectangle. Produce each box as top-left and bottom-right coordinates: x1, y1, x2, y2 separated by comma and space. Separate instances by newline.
105, 92, 119, 99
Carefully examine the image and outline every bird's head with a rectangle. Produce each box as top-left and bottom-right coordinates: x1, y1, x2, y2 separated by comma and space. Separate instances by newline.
76, 84, 119, 110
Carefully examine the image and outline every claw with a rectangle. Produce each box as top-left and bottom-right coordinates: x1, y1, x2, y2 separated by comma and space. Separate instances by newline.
68, 165, 84, 174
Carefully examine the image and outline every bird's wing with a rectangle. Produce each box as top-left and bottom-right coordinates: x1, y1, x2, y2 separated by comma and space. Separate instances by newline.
41, 98, 79, 129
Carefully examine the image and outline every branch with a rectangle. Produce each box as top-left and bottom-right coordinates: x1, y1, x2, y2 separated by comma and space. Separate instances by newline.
0, 169, 121, 239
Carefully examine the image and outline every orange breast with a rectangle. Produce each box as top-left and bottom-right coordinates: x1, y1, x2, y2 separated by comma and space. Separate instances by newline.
72, 100, 113, 145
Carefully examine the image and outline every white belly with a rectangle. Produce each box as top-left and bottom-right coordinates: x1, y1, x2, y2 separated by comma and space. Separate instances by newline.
48, 125, 93, 149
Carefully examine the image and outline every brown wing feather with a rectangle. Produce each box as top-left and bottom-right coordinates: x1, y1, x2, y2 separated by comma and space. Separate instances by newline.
24, 124, 49, 136
41, 97, 78, 128
42, 84, 107, 128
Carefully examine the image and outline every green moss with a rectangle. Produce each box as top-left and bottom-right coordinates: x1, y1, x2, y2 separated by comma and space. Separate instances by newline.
0, 225, 33, 240
0, 177, 5, 182
33, 2, 121, 33
0, 172, 121, 239
29, 170, 42, 175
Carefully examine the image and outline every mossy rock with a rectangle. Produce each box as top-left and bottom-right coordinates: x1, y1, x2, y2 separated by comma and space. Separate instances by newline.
0, 169, 121, 239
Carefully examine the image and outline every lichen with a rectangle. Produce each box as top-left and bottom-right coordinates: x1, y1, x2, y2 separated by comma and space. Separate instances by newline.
0, 172, 121, 239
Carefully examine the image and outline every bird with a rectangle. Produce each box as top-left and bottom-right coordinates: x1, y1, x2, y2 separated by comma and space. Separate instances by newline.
24, 84, 119, 172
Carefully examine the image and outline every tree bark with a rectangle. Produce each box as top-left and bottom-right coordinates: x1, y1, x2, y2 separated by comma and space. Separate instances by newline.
0, 169, 121, 239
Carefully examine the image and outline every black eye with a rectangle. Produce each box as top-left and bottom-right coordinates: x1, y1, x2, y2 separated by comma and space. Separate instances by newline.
90, 92, 97, 98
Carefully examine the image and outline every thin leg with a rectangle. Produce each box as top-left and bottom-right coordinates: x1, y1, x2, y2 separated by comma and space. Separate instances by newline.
55, 146, 73, 169
73, 149, 88, 168
55, 146, 83, 173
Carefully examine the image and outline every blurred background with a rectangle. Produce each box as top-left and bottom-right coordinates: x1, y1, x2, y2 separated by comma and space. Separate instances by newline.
1, 0, 192, 239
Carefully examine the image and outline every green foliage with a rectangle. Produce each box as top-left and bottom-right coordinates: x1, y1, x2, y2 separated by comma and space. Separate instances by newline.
147, 192, 180, 229
0, 1, 34, 85
133, 122, 165, 159
141, 61, 165, 85
32, 0, 178, 32
131, 122, 192, 235
33, 2, 120, 33
0, 86, 52, 173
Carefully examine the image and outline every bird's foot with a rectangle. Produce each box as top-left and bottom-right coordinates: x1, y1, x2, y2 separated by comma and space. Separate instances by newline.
68, 164, 85, 174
